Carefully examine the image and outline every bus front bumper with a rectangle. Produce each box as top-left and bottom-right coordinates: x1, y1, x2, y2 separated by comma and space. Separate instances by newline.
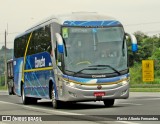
59, 83, 129, 102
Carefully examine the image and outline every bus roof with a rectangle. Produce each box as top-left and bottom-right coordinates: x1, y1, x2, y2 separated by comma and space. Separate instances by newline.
15, 12, 120, 38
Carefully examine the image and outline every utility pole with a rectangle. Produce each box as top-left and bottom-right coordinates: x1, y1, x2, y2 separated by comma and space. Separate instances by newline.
4, 30, 7, 87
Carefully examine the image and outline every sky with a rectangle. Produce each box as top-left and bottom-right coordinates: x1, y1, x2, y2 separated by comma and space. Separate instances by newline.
0, 0, 160, 48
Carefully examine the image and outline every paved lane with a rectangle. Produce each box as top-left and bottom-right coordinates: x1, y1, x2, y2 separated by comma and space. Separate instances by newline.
0, 91, 160, 124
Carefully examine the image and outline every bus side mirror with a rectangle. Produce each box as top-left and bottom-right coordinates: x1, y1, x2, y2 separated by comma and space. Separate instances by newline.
126, 33, 138, 52
55, 33, 64, 53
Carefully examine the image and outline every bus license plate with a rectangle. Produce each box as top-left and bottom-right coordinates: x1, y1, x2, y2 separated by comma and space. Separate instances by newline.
94, 92, 105, 96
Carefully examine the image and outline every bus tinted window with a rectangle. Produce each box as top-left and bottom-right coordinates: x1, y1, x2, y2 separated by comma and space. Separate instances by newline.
14, 25, 51, 58
34, 25, 51, 54
27, 25, 51, 55
14, 36, 27, 58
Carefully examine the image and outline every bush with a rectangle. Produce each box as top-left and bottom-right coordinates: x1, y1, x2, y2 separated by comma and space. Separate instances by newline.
130, 63, 142, 85
0, 75, 5, 86
130, 61, 160, 86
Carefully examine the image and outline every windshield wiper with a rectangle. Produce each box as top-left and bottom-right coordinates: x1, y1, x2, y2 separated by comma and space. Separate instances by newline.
65, 70, 76, 73
65, 69, 93, 76
73, 67, 107, 76
88, 64, 121, 75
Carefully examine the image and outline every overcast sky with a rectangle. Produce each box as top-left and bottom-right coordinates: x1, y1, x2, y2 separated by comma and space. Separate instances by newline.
1, 0, 160, 48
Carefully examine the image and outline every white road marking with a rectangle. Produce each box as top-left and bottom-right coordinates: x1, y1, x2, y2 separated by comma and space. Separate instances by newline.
121, 98, 160, 103
138, 98, 160, 101
117, 103, 142, 106
0, 122, 7, 124
0, 100, 140, 124
116, 121, 140, 124
0, 100, 82, 115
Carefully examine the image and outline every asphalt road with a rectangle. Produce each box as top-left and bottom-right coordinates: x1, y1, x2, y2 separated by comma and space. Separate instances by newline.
0, 91, 160, 124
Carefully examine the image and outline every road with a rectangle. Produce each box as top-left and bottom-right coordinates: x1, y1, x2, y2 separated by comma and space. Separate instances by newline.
0, 91, 160, 124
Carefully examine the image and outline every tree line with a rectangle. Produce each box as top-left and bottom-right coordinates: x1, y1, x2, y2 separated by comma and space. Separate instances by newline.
128, 31, 160, 84
128, 31, 160, 68
0, 46, 13, 74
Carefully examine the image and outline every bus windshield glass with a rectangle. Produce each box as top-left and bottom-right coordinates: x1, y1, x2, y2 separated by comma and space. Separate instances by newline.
62, 27, 127, 75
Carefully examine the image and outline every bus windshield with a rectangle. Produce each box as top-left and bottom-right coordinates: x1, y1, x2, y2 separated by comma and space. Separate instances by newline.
62, 27, 127, 75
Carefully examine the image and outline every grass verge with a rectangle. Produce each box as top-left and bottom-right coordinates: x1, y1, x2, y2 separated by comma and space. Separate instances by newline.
0, 86, 7, 90
130, 84, 160, 92
130, 88, 160, 92
131, 84, 160, 88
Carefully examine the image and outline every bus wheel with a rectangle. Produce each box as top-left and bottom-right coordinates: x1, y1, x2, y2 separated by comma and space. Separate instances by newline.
103, 99, 115, 107
51, 86, 60, 109
30, 98, 38, 104
8, 84, 13, 95
8, 80, 14, 95
22, 85, 30, 105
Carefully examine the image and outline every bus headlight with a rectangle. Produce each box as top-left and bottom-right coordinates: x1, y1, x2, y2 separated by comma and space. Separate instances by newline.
66, 82, 76, 88
120, 80, 128, 86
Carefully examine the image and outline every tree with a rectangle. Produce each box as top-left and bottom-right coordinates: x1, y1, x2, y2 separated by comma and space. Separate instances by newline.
128, 31, 160, 66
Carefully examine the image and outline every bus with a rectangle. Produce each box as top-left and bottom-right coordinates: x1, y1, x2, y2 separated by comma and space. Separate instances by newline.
13, 12, 137, 109
7, 59, 15, 95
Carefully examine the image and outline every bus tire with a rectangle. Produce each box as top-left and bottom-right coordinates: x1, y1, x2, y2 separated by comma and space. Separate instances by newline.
21, 84, 30, 105
12, 85, 16, 95
51, 85, 60, 109
8, 80, 14, 95
8, 84, 13, 95
30, 98, 38, 104
103, 99, 115, 107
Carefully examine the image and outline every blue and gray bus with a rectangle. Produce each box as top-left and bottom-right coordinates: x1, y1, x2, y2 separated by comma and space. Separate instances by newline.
13, 12, 137, 108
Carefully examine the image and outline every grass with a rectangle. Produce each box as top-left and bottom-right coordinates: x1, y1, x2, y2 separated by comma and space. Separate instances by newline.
129, 84, 160, 92
130, 88, 160, 92
0, 86, 7, 90
130, 84, 160, 88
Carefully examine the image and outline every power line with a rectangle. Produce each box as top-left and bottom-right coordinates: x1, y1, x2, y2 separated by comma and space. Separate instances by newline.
144, 30, 160, 34
124, 21, 160, 27
0, 21, 160, 34
8, 32, 20, 34
0, 32, 20, 35
0, 42, 13, 44
0, 41, 13, 42
0, 22, 160, 37
0, 21, 160, 33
